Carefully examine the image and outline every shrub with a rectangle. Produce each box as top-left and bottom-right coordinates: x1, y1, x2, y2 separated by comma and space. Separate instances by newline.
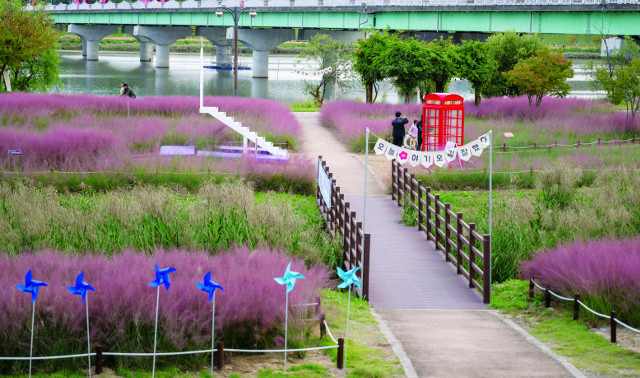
521, 237, 640, 326
0, 180, 340, 267
0, 248, 333, 373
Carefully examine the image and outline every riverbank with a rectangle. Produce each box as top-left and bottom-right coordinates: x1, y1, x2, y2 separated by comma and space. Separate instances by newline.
58, 36, 309, 54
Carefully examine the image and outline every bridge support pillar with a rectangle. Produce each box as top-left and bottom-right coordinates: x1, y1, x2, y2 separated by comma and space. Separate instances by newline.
67, 24, 119, 61
238, 29, 295, 78
133, 26, 192, 68
140, 41, 154, 62
216, 44, 232, 66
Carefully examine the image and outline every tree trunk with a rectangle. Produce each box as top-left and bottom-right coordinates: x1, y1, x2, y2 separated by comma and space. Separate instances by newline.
435, 81, 445, 93
365, 83, 373, 103
404, 92, 411, 104
474, 88, 482, 106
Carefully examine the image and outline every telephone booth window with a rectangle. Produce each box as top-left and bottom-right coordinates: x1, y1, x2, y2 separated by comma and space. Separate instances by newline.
421, 93, 465, 152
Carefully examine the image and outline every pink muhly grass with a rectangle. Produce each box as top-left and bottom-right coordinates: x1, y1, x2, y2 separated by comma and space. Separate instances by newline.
0, 248, 333, 353
520, 237, 640, 325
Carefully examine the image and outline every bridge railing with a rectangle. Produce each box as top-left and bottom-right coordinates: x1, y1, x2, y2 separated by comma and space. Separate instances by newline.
32, 0, 638, 12
316, 156, 370, 301
391, 159, 491, 304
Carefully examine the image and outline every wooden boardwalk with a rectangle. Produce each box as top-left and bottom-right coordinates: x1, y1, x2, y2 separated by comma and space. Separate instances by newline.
346, 197, 486, 310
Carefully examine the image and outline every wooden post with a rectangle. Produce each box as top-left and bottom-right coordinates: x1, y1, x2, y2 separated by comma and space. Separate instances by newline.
598, 138, 601, 146
573, 294, 580, 321
468, 224, 476, 288
363, 234, 371, 301
391, 161, 397, 202
286, 140, 289, 151
215, 341, 224, 371
534, 142, 537, 150
611, 312, 617, 343
330, 178, 336, 229
456, 213, 463, 274
343, 202, 350, 268
320, 313, 326, 339
577, 141, 580, 148
444, 203, 451, 262
338, 192, 344, 232
417, 181, 424, 232
349, 211, 356, 267
503, 142, 506, 152
356, 222, 362, 262
434, 195, 441, 251
337, 338, 345, 369
483, 235, 491, 304
544, 289, 551, 308
426, 187, 432, 241
529, 278, 534, 299
410, 173, 416, 206
95, 345, 103, 375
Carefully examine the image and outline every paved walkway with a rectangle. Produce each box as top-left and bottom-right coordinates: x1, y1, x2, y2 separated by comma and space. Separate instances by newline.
296, 113, 580, 377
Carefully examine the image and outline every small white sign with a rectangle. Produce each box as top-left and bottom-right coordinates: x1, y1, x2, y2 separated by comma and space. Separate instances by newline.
8, 149, 22, 156
408, 150, 421, 167
159, 146, 196, 156
374, 139, 388, 156
226, 27, 234, 40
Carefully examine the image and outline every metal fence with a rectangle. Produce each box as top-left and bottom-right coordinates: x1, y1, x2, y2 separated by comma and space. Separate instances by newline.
391, 159, 491, 303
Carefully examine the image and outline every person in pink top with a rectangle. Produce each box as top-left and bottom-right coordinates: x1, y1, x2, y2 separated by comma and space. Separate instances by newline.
408, 120, 419, 149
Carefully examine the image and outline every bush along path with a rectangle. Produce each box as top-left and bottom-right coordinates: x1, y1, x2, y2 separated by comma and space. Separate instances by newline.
296, 112, 581, 377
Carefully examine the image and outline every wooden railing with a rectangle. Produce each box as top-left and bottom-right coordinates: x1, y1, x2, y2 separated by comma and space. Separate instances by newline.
316, 156, 370, 300
391, 160, 491, 304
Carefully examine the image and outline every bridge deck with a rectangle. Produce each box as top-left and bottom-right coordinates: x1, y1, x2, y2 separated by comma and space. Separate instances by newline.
347, 197, 486, 310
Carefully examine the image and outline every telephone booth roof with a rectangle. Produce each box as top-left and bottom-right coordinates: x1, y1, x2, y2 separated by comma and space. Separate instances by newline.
424, 93, 464, 106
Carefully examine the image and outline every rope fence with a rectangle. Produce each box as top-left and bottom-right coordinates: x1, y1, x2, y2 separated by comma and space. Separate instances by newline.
0, 304, 346, 374
528, 277, 640, 344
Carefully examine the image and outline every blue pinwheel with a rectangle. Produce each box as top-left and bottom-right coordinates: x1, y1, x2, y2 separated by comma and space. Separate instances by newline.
16, 270, 48, 303
67, 272, 95, 303
274, 262, 305, 293
337, 267, 361, 289
148, 263, 177, 291
197, 271, 224, 302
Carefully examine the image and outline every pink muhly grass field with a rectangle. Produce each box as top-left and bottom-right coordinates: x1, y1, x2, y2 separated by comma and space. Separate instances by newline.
0, 248, 332, 354
521, 237, 640, 325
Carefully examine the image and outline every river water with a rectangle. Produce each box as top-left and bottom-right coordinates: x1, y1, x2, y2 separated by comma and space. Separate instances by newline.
56, 51, 601, 102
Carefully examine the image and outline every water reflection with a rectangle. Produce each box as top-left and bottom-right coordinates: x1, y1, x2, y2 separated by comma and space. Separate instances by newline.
56, 51, 599, 103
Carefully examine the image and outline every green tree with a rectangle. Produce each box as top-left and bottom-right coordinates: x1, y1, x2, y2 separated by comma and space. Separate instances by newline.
299, 33, 352, 106
0, 0, 59, 92
377, 33, 430, 103
482, 30, 544, 98
423, 36, 458, 93
503, 48, 573, 107
457, 40, 496, 106
354, 30, 389, 103
595, 58, 640, 118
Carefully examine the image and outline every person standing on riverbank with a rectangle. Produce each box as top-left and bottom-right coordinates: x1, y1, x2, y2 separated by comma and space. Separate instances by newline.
119, 82, 125, 95
121, 83, 136, 98
391, 111, 409, 147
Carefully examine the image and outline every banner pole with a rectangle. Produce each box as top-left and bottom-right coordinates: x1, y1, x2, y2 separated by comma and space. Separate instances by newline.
152, 286, 160, 378
211, 293, 215, 377
488, 130, 493, 303
29, 301, 34, 378
362, 127, 369, 294
86, 294, 91, 378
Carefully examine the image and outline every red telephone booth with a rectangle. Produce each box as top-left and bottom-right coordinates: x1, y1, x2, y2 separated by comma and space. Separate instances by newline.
422, 93, 465, 152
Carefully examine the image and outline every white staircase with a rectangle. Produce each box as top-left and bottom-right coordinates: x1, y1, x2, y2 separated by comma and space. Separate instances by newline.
198, 106, 289, 158
198, 42, 289, 160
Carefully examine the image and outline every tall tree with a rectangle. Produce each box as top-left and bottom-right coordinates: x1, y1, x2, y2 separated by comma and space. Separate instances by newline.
0, 0, 59, 92
595, 58, 640, 118
423, 36, 458, 93
377, 33, 430, 103
299, 33, 352, 106
457, 40, 496, 106
482, 30, 543, 98
503, 48, 573, 107
354, 31, 388, 103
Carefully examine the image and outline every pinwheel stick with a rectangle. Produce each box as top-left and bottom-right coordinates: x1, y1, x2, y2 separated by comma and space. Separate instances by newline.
152, 286, 160, 377
86, 294, 92, 378
29, 301, 35, 378
284, 289, 289, 375
210, 293, 215, 377
344, 285, 352, 372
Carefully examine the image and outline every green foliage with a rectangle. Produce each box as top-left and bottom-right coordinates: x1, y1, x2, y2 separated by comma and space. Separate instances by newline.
423, 36, 459, 93
457, 40, 496, 106
290, 99, 319, 112
299, 34, 353, 106
377, 33, 431, 103
504, 47, 573, 107
483, 30, 544, 98
354, 30, 389, 103
0, 181, 342, 268
0, 0, 60, 92
595, 58, 640, 118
